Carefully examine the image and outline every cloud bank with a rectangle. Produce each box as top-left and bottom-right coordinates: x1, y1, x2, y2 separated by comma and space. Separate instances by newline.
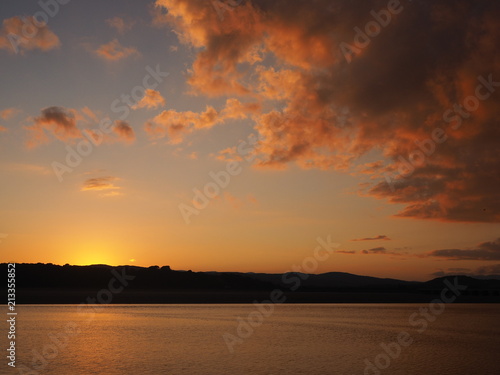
154, 0, 500, 223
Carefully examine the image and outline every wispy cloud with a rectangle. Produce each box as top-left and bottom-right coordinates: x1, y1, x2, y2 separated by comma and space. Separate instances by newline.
426, 238, 500, 261
360, 247, 406, 256
361, 247, 387, 254
0, 108, 20, 120
351, 235, 391, 242
81, 176, 122, 194
94, 39, 140, 61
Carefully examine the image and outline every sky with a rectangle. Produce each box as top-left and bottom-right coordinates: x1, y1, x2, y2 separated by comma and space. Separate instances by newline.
0, 0, 499, 281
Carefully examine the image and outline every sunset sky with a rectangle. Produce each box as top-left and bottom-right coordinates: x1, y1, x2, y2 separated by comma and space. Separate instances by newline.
0, 0, 499, 281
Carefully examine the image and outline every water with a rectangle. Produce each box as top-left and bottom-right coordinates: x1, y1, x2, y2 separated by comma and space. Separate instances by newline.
3, 304, 500, 374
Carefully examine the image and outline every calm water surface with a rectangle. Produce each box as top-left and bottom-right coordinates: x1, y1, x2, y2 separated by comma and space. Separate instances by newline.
5, 304, 500, 374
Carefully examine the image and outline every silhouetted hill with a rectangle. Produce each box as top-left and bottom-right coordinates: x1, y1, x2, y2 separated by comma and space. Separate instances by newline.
420, 275, 500, 297
239, 271, 419, 289
3, 263, 274, 290
2, 263, 499, 303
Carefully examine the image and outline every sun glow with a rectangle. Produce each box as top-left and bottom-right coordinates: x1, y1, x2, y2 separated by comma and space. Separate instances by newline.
72, 242, 118, 266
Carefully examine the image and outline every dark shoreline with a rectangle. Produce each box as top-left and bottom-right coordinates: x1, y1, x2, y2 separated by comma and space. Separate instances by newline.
4, 263, 500, 304
9, 288, 500, 304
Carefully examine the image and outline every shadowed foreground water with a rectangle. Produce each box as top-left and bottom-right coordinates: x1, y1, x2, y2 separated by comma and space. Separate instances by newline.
6, 304, 500, 374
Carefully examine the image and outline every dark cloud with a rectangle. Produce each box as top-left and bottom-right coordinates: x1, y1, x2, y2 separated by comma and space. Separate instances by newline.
113, 121, 135, 143
26, 106, 81, 147
81, 176, 123, 197
81, 176, 120, 191
155, 0, 500, 223
351, 235, 391, 241
426, 238, 500, 260
361, 246, 408, 255
361, 247, 387, 254
26, 107, 135, 147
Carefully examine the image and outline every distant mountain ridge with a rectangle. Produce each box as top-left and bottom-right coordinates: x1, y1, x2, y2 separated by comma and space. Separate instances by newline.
238, 271, 420, 289
2, 263, 500, 303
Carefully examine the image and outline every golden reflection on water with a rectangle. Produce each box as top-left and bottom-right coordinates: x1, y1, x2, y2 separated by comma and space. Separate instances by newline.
8, 304, 500, 375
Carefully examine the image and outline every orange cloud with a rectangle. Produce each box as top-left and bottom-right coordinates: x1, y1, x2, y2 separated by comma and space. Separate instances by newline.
145, 99, 260, 144
94, 39, 140, 61
132, 89, 166, 110
352, 235, 391, 242
26, 106, 135, 147
26, 106, 81, 148
80, 176, 122, 196
0, 108, 20, 120
426, 238, 500, 261
154, 0, 500, 223
0, 16, 60, 54
113, 121, 135, 144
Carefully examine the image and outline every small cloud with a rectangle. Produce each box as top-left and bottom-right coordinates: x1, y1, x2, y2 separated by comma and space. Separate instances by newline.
361, 247, 387, 254
106, 17, 135, 34
132, 89, 166, 110
188, 151, 198, 160
360, 247, 406, 256
169, 45, 178, 52
113, 120, 135, 143
336, 250, 356, 254
351, 235, 391, 242
81, 176, 121, 192
426, 238, 500, 261
94, 39, 140, 61
0, 125, 6, 132
26, 106, 81, 148
1, 108, 20, 120
0, 16, 60, 54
